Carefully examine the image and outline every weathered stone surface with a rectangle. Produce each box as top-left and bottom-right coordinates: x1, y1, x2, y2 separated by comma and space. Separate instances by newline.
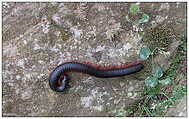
2, 2, 186, 116
166, 96, 187, 117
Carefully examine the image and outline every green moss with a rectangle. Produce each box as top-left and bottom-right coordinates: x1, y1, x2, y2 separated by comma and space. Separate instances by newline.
143, 25, 175, 51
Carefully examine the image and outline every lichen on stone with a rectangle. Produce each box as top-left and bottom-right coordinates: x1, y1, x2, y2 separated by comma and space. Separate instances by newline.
59, 28, 70, 41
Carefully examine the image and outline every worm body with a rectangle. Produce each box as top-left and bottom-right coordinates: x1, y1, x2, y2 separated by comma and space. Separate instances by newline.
49, 61, 144, 92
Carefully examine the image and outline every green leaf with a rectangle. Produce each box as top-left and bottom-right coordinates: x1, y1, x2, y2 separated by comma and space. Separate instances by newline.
139, 47, 151, 60
145, 76, 158, 88
138, 13, 150, 24
176, 20, 185, 24
129, 4, 139, 15
159, 77, 172, 85
152, 65, 163, 78
146, 85, 161, 95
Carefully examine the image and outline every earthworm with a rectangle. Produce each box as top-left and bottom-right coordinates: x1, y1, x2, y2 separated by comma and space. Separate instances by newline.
49, 60, 144, 92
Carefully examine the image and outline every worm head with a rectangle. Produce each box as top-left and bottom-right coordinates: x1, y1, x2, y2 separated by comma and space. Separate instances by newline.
57, 75, 69, 92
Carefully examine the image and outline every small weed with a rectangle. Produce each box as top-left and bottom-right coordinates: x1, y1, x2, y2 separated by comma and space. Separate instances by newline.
139, 47, 151, 60
129, 4, 140, 15
138, 13, 150, 24
116, 31, 186, 117
125, 4, 150, 32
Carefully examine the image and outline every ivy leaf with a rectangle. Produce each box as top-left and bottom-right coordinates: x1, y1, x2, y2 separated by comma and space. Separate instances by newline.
152, 65, 163, 78
159, 77, 172, 85
138, 13, 150, 24
139, 47, 151, 60
145, 76, 159, 88
129, 4, 139, 15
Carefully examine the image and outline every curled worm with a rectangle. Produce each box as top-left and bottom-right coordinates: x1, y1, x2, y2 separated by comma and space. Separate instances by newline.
49, 60, 144, 92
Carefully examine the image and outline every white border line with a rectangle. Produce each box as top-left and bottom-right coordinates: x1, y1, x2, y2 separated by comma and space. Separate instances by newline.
0, 1, 2, 118
187, 1, 188, 118
0, 0, 188, 2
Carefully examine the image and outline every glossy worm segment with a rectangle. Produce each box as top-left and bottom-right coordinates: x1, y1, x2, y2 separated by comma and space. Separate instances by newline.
49, 60, 144, 92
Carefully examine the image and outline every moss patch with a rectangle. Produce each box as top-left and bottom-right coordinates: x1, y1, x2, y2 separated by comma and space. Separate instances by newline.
143, 25, 176, 51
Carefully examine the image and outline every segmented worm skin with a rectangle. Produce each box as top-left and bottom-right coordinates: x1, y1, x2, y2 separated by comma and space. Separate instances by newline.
49, 60, 144, 92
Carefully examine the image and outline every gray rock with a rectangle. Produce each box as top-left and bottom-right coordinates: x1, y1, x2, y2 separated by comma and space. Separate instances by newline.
2, 2, 186, 116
